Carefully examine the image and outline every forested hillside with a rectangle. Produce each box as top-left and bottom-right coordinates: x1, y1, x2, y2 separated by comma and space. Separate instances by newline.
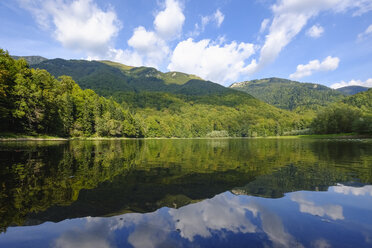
311, 89, 372, 134
9, 51, 371, 138
230, 77, 345, 112
32, 58, 227, 94
0, 50, 143, 137
29, 57, 308, 137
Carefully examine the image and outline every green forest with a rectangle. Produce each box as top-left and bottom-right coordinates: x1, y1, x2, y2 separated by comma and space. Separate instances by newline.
1, 49, 371, 138
0, 50, 143, 137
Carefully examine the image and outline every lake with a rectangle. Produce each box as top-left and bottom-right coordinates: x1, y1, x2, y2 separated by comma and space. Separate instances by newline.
0, 139, 372, 248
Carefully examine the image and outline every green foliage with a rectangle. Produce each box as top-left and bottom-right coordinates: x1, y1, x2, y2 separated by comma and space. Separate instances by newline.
0, 50, 143, 137
230, 77, 346, 112
311, 103, 362, 134
206, 130, 229, 137
0, 49, 18, 130
342, 88, 372, 110
311, 88, 372, 134
311, 89, 372, 134
30, 58, 310, 137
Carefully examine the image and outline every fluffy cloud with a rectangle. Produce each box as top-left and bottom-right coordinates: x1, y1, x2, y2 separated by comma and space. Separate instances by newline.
259, 18, 270, 33
169, 193, 301, 247
108, 0, 185, 68
357, 24, 372, 40
289, 56, 339, 79
312, 239, 332, 248
202, 9, 225, 29
19, 0, 121, 56
170, 194, 257, 241
330, 78, 372, 89
191, 9, 225, 37
51, 192, 302, 248
168, 38, 256, 84
127, 26, 170, 66
291, 192, 344, 220
255, 0, 372, 71
154, 0, 185, 40
306, 24, 324, 38
214, 9, 225, 27
332, 184, 372, 195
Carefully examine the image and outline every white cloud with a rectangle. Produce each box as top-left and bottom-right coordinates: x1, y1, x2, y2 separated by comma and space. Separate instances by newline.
50, 192, 304, 248
191, 9, 225, 37
358, 24, 372, 40
170, 194, 257, 241
332, 184, 372, 195
306, 24, 324, 38
291, 192, 344, 220
312, 239, 332, 248
255, 0, 372, 71
106, 48, 144, 67
202, 9, 225, 29
330, 78, 372, 89
19, 0, 121, 56
289, 56, 340, 80
259, 18, 270, 33
169, 193, 301, 247
154, 0, 185, 40
107, 0, 185, 68
127, 26, 169, 66
214, 9, 225, 27
168, 38, 256, 84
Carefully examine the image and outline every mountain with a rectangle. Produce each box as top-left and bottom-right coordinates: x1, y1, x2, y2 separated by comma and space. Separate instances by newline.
100, 60, 202, 85
342, 88, 372, 110
32, 58, 228, 95
30, 58, 307, 137
11, 55, 47, 65
230, 77, 346, 112
336, 85, 370, 95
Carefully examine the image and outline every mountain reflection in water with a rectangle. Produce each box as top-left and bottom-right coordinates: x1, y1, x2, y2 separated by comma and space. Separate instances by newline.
0, 139, 372, 247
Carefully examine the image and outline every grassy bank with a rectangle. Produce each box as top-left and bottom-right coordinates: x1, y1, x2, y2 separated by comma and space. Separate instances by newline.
0, 133, 67, 141
1, 132, 371, 142
263, 133, 372, 139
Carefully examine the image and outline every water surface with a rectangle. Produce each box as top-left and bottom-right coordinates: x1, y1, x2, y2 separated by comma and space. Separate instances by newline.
0, 139, 371, 247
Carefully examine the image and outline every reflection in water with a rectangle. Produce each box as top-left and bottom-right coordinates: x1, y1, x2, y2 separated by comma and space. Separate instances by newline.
3, 188, 371, 248
333, 184, 372, 196
0, 139, 372, 247
291, 192, 344, 220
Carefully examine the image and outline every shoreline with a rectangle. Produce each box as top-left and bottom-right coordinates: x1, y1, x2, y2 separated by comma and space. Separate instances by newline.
1, 133, 371, 142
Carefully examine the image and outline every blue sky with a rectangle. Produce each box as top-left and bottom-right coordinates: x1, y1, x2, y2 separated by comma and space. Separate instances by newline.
0, 0, 371, 88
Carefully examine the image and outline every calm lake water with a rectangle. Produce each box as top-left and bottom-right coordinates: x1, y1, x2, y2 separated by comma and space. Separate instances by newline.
0, 139, 372, 248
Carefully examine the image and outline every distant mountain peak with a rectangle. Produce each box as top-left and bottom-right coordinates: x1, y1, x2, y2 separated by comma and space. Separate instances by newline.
11, 55, 48, 65
230, 77, 345, 111
336, 85, 370, 95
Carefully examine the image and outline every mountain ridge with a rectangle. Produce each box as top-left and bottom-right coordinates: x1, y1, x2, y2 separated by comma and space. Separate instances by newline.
336, 85, 370, 95
28, 57, 306, 138
11, 55, 48, 65
230, 77, 346, 112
